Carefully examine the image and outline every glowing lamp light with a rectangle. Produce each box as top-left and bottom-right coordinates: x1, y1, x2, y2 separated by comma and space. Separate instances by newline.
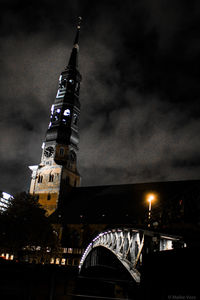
146, 192, 157, 204
145, 192, 157, 228
146, 193, 156, 212
147, 194, 155, 203
147, 195, 154, 214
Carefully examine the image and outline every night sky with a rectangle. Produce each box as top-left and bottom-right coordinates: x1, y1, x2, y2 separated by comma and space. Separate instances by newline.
1, 0, 200, 195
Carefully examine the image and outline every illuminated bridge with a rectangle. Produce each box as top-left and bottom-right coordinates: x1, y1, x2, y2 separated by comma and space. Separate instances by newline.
0, 192, 13, 212
79, 228, 185, 283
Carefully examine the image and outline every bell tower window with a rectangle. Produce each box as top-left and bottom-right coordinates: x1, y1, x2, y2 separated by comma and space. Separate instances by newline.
73, 114, 78, 126
63, 109, 71, 116
59, 78, 66, 88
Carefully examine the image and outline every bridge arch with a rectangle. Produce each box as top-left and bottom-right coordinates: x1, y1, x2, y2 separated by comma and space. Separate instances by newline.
79, 229, 143, 282
79, 228, 184, 283
80, 245, 136, 283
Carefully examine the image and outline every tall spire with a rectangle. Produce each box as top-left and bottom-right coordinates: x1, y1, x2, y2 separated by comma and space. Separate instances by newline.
29, 17, 82, 216
67, 16, 82, 70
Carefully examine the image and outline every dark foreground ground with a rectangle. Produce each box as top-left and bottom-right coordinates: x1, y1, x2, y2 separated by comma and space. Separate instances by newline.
0, 261, 78, 300
0, 247, 199, 300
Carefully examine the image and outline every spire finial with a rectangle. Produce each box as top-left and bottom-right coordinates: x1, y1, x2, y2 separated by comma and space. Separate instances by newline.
67, 17, 82, 69
77, 16, 82, 30
73, 16, 82, 46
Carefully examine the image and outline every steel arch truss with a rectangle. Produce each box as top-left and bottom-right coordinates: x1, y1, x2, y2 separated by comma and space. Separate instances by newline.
79, 228, 184, 283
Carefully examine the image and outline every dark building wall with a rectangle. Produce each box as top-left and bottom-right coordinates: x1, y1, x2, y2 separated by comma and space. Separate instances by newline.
141, 247, 200, 300
58, 180, 200, 227
50, 180, 200, 259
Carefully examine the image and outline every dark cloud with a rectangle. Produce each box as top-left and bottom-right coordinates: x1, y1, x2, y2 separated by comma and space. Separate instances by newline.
0, 0, 200, 194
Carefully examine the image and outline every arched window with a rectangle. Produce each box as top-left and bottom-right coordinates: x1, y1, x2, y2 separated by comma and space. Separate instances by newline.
38, 175, 43, 183
49, 173, 54, 182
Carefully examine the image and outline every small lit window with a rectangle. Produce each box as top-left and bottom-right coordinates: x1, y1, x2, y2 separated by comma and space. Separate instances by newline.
63, 109, 71, 116
69, 79, 74, 84
50, 258, 55, 264
56, 108, 61, 113
61, 258, 66, 265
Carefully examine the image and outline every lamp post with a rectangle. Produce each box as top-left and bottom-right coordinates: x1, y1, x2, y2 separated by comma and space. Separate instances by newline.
147, 194, 155, 228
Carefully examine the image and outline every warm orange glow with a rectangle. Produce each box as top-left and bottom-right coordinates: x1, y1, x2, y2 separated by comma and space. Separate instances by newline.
146, 193, 156, 204
147, 194, 155, 203
145, 192, 158, 227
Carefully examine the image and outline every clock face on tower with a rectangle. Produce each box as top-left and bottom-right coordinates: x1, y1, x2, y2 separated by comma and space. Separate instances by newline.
44, 146, 54, 158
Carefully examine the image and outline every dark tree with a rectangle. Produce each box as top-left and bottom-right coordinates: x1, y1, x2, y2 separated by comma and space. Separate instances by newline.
0, 192, 60, 262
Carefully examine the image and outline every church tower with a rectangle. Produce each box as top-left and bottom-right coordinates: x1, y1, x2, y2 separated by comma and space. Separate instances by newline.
29, 18, 82, 216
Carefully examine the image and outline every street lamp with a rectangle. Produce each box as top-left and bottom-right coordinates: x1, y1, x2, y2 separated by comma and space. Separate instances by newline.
146, 193, 156, 228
